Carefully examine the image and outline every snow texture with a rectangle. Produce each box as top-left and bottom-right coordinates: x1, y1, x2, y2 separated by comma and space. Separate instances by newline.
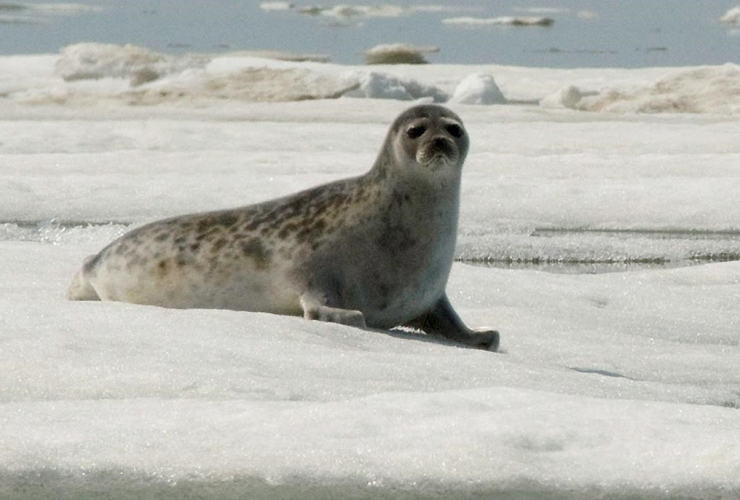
1, 50, 739, 499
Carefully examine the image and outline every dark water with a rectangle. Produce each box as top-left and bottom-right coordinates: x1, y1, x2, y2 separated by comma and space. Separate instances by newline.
1, 0, 739, 67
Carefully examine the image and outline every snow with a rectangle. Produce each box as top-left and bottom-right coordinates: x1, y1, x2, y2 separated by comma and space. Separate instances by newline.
1, 49, 740, 498
543, 64, 740, 114
449, 73, 507, 105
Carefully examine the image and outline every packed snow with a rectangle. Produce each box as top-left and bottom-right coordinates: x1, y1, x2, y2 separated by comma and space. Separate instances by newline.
1, 47, 739, 498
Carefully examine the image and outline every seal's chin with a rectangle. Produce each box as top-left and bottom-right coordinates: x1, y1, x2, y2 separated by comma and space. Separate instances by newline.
415, 139, 459, 168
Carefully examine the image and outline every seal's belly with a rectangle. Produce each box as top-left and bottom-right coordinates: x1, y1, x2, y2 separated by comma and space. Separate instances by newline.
90, 247, 302, 315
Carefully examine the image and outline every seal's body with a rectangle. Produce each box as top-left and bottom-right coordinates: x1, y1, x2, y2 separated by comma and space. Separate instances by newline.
68, 105, 499, 350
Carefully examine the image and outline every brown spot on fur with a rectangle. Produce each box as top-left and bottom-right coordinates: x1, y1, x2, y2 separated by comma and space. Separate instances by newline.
155, 260, 169, 277
240, 238, 272, 269
217, 213, 238, 228
213, 238, 228, 252
190, 242, 200, 252
278, 222, 298, 240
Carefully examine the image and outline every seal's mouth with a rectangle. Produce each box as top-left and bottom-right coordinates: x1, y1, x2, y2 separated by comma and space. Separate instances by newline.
415, 137, 459, 167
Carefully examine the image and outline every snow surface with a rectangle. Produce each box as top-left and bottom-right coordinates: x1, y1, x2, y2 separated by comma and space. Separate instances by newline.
1, 50, 739, 498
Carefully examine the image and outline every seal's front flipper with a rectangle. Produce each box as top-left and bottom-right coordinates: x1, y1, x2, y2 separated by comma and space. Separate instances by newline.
300, 293, 367, 329
405, 294, 499, 351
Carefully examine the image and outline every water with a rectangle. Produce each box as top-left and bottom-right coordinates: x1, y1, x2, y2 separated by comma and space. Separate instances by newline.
1, 0, 739, 67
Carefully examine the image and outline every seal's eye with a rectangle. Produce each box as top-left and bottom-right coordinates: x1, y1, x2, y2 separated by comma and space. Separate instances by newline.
406, 125, 426, 139
446, 124, 464, 138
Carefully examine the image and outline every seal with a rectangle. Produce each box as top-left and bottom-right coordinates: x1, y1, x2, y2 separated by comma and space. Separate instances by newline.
67, 104, 499, 350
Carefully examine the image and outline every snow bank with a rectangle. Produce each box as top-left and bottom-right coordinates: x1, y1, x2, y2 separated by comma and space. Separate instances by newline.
720, 6, 740, 25
443, 16, 554, 27
342, 71, 448, 101
542, 64, 740, 114
449, 73, 507, 105
363, 43, 439, 65
55, 43, 208, 85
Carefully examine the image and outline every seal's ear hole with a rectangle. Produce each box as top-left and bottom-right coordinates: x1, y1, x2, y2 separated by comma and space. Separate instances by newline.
446, 124, 464, 138
406, 125, 427, 139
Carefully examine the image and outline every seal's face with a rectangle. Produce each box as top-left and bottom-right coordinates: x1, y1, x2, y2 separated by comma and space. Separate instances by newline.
391, 105, 469, 172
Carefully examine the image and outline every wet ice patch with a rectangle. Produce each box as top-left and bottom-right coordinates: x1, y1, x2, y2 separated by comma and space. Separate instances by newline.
0, 220, 128, 246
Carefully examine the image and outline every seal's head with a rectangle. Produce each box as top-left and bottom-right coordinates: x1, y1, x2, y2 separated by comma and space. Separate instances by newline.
387, 105, 469, 173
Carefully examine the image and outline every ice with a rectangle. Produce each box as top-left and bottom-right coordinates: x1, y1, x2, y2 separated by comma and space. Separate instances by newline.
0, 1, 101, 25
542, 64, 740, 114
363, 43, 440, 65
443, 16, 555, 27
259, 1, 294, 11
1, 51, 740, 498
449, 73, 507, 105
720, 6, 740, 25
55, 42, 208, 85
342, 70, 448, 101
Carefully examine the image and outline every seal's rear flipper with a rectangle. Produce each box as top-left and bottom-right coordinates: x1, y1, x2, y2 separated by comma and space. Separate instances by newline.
405, 293, 499, 351
66, 256, 100, 301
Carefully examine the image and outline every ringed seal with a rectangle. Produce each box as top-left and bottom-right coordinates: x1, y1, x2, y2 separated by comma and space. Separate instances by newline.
67, 104, 499, 350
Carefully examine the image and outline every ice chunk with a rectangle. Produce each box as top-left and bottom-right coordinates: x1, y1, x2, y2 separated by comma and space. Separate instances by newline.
55, 43, 207, 85
259, 1, 294, 11
449, 73, 507, 105
342, 71, 448, 102
443, 16, 554, 27
539, 85, 584, 109
720, 6, 740, 25
363, 43, 439, 65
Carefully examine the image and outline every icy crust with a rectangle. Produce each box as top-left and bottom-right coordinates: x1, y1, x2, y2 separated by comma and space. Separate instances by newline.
542, 64, 740, 114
